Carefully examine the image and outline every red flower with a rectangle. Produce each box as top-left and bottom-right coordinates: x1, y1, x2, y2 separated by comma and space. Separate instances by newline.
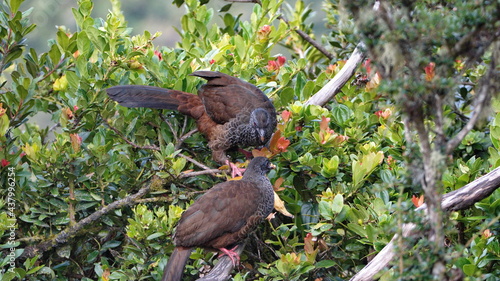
482, 229, 493, 239
374, 108, 392, 119
362, 59, 371, 74
258, 25, 272, 41
277, 56, 286, 67
267, 60, 279, 71
267, 56, 286, 72
209, 59, 216, 64
1, 159, 10, 167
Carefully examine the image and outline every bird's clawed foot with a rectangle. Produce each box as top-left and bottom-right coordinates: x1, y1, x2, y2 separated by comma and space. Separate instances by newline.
218, 245, 240, 266
226, 160, 246, 178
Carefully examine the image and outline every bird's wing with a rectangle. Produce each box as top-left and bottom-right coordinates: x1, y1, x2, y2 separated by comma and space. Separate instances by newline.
174, 180, 262, 247
191, 71, 272, 124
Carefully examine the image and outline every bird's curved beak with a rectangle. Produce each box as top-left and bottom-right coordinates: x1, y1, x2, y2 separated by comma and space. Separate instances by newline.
259, 129, 266, 142
270, 163, 276, 169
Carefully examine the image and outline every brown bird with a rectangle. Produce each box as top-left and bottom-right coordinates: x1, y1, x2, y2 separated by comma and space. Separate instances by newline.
106, 71, 277, 175
161, 156, 275, 281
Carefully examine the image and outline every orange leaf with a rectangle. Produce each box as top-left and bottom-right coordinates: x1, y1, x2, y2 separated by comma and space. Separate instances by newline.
424, 62, 435, 81
276, 137, 290, 152
252, 147, 273, 158
304, 233, 316, 255
366, 72, 381, 90
269, 130, 282, 153
281, 110, 292, 123
411, 194, 424, 207
319, 116, 330, 132
266, 212, 276, 220
273, 177, 285, 191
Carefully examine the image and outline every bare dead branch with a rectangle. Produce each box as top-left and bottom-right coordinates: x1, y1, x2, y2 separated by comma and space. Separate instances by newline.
305, 43, 366, 106
179, 169, 223, 178
196, 244, 245, 281
178, 153, 213, 171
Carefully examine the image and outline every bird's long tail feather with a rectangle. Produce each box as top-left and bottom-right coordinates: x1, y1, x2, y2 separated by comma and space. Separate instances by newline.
161, 247, 192, 281
106, 85, 189, 110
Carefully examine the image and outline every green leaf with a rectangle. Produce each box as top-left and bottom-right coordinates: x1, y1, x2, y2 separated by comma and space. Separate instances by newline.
65, 71, 79, 90
462, 263, 477, 276
219, 4, 232, 12
347, 222, 366, 237
331, 194, 344, 214
318, 200, 333, 220
352, 151, 384, 187
331, 104, 353, 126
233, 35, 246, 59
9, 0, 23, 13
147, 232, 165, 240
345, 242, 365, 252
279, 87, 295, 107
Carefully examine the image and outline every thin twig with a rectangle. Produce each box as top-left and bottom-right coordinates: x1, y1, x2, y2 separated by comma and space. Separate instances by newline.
176, 128, 198, 150
225, 0, 334, 60
178, 153, 213, 170
162, 115, 179, 144
104, 119, 160, 151
179, 169, 223, 178
446, 58, 495, 154
278, 16, 334, 60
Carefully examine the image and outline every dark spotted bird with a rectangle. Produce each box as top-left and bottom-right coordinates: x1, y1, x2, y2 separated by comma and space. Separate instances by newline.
161, 156, 275, 281
106, 71, 277, 175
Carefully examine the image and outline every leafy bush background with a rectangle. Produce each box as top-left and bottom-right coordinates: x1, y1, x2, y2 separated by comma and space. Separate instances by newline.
0, 0, 499, 280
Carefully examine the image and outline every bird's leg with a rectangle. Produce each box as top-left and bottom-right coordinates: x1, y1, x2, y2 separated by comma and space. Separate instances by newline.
225, 160, 246, 178
218, 245, 240, 266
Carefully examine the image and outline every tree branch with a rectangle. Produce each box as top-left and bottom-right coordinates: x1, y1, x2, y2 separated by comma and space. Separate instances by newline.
445, 56, 496, 154
305, 43, 366, 106
178, 153, 213, 171
21, 177, 164, 259
225, 0, 334, 60
350, 166, 500, 281
179, 169, 222, 178
196, 244, 245, 281
104, 119, 160, 151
